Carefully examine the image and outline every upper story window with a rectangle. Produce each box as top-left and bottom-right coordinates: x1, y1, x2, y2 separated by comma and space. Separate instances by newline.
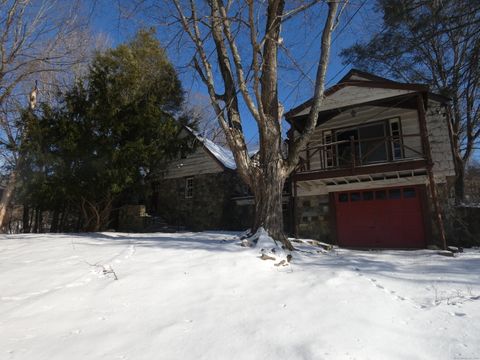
322, 117, 404, 167
185, 177, 194, 199
389, 119, 403, 160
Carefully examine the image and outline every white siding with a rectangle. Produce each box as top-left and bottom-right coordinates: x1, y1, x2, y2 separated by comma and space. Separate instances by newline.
426, 101, 456, 181
293, 87, 415, 116
164, 146, 224, 179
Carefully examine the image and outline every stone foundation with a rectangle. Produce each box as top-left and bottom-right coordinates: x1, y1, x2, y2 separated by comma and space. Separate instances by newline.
118, 205, 147, 232
294, 194, 333, 243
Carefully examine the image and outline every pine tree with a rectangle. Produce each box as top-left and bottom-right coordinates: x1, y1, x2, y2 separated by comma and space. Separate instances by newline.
20, 30, 192, 232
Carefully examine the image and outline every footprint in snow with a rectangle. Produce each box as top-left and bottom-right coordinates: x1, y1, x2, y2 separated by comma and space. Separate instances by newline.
367, 278, 419, 307
450, 312, 467, 317
369, 278, 385, 289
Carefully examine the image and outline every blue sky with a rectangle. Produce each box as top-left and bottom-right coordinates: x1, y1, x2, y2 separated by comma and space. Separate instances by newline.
88, 1, 381, 147
88, 1, 479, 163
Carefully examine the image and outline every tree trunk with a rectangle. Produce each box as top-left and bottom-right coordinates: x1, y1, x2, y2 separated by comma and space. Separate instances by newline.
0, 169, 18, 232
32, 208, 38, 233
23, 204, 31, 233
454, 158, 465, 203
251, 158, 293, 251
50, 208, 59, 233
32, 208, 42, 233
59, 204, 68, 232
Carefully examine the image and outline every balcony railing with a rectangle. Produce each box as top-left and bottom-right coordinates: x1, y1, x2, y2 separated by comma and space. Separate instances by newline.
296, 134, 425, 173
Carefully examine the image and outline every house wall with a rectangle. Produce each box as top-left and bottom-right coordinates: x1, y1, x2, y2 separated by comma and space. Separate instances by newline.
294, 194, 332, 242
293, 87, 415, 116
425, 101, 456, 182
164, 146, 224, 179
291, 99, 456, 246
154, 172, 251, 231
293, 178, 457, 247
293, 175, 431, 243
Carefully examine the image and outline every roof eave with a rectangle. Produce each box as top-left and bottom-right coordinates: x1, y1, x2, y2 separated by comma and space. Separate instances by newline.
285, 82, 430, 121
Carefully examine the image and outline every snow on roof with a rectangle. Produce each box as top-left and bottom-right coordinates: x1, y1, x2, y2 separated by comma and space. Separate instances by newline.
201, 136, 237, 170
184, 126, 236, 169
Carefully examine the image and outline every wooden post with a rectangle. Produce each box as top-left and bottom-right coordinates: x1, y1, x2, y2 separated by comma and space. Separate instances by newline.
292, 177, 298, 238
350, 136, 356, 168
306, 143, 311, 171
416, 94, 447, 250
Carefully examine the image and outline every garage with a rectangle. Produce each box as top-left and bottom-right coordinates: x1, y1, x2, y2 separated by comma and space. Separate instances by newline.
334, 186, 426, 248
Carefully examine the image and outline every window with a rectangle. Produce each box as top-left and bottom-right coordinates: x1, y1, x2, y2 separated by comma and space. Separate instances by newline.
363, 191, 374, 201
389, 188, 401, 199
335, 128, 360, 167
323, 131, 335, 168
338, 193, 349, 202
333, 122, 391, 167
375, 190, 386, 200
324, 119, 405, 169
389, 119, 403, 160
403, 188, 416, 198
359, 123, 388, 163
185, 177, 194, 199
350, 192, 361, 202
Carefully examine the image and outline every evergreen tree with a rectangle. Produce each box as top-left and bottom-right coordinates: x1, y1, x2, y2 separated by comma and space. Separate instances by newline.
20, 30, 192, 232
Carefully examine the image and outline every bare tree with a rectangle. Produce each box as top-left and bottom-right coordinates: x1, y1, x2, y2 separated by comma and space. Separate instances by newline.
341, 0, 480, 202
183, 92, 228, 146
167, 0, 342, 249
0, 0, 94, 230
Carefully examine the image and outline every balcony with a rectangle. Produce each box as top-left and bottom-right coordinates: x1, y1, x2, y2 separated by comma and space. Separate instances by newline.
294, 133, 427, 181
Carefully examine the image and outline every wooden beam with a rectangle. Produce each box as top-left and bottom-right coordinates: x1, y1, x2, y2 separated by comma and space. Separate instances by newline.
417, 94, 447, 250
293, 159, 427, 181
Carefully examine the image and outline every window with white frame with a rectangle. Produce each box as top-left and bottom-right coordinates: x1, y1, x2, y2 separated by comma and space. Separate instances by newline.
389, 118, 403, 160
323, 130, 335, 168
185, 177, 194, 199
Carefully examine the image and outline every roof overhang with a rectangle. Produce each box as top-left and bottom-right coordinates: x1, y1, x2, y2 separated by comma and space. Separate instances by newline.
285, 69, 451, 126
285, 81, 430, 121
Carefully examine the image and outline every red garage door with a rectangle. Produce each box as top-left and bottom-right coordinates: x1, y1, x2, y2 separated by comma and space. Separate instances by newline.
335, 186, 426, 248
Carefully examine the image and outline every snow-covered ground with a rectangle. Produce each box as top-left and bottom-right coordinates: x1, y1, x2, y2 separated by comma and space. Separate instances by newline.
1, 232, 479, 360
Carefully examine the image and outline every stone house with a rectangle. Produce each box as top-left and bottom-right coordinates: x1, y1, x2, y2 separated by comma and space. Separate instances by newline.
152, 127, 294, 232
285, 69, 456, 248
155, 70, 456, 248
152, 127, 256, 231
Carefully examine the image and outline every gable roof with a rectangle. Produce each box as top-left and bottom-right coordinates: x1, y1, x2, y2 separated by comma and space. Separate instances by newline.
285, 69, 449, 121
338, 69, 399, 84
183, 126, 237, 170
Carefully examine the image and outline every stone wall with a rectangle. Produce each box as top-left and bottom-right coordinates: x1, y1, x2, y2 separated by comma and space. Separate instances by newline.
447, 206, 480, 247
294, 194, 333, 242
154, 172, 250, 231
118, 205, 147, 232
